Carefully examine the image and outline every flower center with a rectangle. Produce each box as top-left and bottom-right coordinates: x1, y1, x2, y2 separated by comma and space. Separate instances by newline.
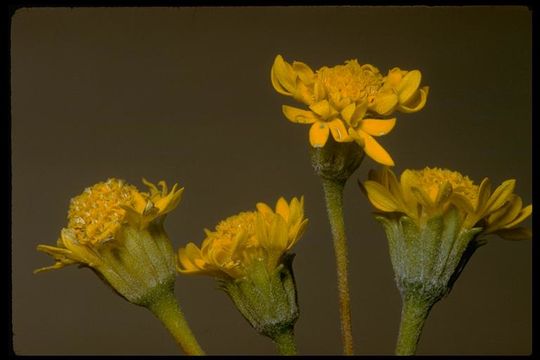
212, 211, 258, 249
317, 60, 383, 102
202, 211, 260, 276
412, 167, 479, 205
67, 178, 141, 245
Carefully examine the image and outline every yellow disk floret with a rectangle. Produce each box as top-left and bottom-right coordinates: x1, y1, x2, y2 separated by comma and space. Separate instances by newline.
67, 179, 141, 245
405, 167, 479, 207
318, 61, 383, 105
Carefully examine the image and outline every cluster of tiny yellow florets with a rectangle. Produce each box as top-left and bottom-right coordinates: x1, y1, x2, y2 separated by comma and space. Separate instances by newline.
318, 61, 383, 104
210, 212, 258, 256
411, 167, 479, 206
67, 179, 140, 245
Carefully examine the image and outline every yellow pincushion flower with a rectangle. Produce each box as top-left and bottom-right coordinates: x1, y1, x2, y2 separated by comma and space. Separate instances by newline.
362, 167, 531, 355
35, 178, 206, 354
363, 166, 532, 238
36, 178, 183, 304
271, 55, 429, 166
178, 197, 307, 350
177, 196, 307, 279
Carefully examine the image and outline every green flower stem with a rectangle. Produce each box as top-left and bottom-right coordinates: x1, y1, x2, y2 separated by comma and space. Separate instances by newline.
322, 178, 354, 355
147, 288, 205, 355
395, 294, 433, 355
273, 327, 298, 355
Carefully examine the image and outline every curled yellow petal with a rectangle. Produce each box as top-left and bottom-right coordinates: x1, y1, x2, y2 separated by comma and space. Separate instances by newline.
398, 86, 429, 113
271, 55, 296, 96
292, 61, 315, 84
396, 70, 421, 104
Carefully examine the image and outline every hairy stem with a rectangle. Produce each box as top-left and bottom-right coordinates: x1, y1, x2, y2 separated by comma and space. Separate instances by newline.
147, 290, 205, 355
273, 327, 298, 355
322, 178, 354, 355
395, 294, 432, 355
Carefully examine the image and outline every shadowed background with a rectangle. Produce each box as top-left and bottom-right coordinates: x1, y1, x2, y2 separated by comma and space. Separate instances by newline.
11, 6, 531, 355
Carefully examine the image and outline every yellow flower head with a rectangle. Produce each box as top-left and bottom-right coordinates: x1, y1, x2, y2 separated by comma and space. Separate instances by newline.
363, 167, 532, 239
35, 178, 183, 305
177, 196, 308, 279
271, 55, 429, 166
65, 178, 182, 246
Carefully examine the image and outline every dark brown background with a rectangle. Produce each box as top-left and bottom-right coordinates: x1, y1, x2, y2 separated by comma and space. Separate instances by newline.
11, 6, 532, 355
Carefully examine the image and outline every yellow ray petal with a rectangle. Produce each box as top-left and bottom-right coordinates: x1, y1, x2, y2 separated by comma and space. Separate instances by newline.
356, 129, 394, 166
503, 204, 532, 229
309, 122, 330, 148
34, 245, 77, 273
275, 197, 290, 221
314, 81, 326, 102
487, 195, 522, 228
360, 118, 396, 137
289, 219, 308, 249
126, 191, 146, 214
435, 181, 453, 207
292, 61, 315, 84
282, 105, 317, 124
484, 179, 516, 216
370, 91, 398, 116
269, 215, 288, 251
256, 202, 274, 217
384, 67, 406, 88
398, 86, 429, 113
340, 103, 356, 124
142, 178, 159, 195
410, 186, 434, 209
293, 80, 315, 105
348, 128, 365, 146
450, 193, 476, 214
475, 178, 492, 213
364, 181, 401, 212
309, 100, 334, 119
341, 102, 368, 127
399, 170, 421, 206
271, 55, 296, 95
178, 245, 203, 272
328, 119, 353, 142
397, 70, 421, 104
